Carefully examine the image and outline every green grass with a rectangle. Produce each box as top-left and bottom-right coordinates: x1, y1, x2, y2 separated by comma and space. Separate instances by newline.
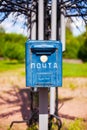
0, 59, 24, 72
0, 60, 87, 77
61, 119, 86, 130
68, 119, 84, 130
26, 119, 86, 130
63, 62, 87, 77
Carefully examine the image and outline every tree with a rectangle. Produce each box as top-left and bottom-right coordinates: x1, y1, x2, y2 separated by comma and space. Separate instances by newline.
0, 0, 87, 29
78, 29, 87, 62
63, 27, 80, 59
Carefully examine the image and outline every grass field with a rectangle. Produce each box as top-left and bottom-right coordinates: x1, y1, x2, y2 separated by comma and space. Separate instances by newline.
0, 59, 87, 77
63, 62, 87, 77
0, 59, 24, 72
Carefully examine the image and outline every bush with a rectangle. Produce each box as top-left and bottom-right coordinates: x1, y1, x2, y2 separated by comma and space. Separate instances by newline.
0, 33, 6, 57
78, 38, 87, 62
3, 42, 25, 61
0, 32, 26, 61
63, 37, 80, 59
63, 27, 81, 59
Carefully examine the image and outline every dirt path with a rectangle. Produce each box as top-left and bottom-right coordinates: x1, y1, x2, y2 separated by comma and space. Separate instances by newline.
0, 75, 87, 130
58, 78, 87, 121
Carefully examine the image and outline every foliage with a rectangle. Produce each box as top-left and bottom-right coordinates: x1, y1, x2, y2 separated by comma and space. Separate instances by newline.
0, 32, 27, 61
77, 31, 86, 45
25, 119, 85, 130
68, 119, 84, 130
3, 42, 25, 61
63, 27, 87, 61
78, 38, 87, 62
63, 39, 80, 59
26, 124, 38, 130
63, 27, 80, 59
61, 119, 85, 130
0, 26, 87, 62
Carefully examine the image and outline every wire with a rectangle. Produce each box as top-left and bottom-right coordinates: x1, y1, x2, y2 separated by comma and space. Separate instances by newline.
70, 17, 82, 33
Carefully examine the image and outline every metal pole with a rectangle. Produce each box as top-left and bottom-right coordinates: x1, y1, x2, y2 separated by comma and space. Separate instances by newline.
50, 0, 57, 115
38, 0, 48, 130
31, 1, 36, 40
51, 0, 57, 40
60, 8, 66, 51
38, 0, 44, 40
39, 88, 48, 130
27, 15, 31, 39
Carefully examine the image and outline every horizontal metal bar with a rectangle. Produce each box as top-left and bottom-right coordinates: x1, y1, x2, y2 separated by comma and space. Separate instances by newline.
65, 14, 87, 17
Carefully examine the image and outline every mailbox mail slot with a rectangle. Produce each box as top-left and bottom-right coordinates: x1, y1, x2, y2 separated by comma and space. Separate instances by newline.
26, 40, 62, 87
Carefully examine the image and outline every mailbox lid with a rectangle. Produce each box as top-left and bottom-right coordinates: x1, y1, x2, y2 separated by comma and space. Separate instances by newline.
26, 40, 62, 87
31, 44, 56, 55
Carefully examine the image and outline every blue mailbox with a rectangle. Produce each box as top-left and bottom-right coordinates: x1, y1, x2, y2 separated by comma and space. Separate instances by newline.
26, 40, 62, 87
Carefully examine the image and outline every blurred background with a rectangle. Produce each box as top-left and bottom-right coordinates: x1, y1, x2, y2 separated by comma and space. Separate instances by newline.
0, 0, 87, 129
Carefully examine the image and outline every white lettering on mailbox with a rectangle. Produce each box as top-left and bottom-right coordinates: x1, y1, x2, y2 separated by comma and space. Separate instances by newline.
31, 63, 35, 68
30, 63, 58, 69
54, 63, 58, 68
37, 63, 41, 68
42, 63, 47, 68
48, 63, 51, 68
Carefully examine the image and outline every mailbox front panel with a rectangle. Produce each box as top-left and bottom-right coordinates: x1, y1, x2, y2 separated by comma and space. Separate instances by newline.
26, 40, 62, 87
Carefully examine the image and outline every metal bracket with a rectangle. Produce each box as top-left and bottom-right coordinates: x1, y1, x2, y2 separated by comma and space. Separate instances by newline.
9, 109, 38, 129
49, 114, 62, 130
9, 120, 30, 129
9, 111, 62, 130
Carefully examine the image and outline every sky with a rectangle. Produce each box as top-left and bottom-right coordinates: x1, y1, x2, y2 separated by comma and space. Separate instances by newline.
0, 14, 86, 37
1, 14, 28, 36
70, 17, 86, 36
